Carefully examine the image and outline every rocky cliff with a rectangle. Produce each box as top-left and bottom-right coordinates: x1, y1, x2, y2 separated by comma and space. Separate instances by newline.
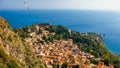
0, 17, 44, 68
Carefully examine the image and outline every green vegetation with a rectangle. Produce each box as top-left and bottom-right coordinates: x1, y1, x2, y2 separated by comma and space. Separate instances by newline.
0, 45, 9, 62
61, 62, 67, 68
39, 64, 46, 68
14, 23, 120, 67
7, 61, 19, 68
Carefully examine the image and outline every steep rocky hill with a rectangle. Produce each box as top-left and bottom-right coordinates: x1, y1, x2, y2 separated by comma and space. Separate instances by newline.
0, 17, 45, 68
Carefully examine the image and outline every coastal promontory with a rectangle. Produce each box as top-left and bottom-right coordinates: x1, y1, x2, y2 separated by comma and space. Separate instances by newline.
0, 17, 120, 68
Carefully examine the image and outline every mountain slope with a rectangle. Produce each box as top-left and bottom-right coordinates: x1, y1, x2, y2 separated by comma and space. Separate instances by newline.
0, 17, 44, 68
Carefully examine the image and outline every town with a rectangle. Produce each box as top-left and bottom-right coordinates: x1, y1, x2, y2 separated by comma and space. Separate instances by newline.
23, 24, 113, 68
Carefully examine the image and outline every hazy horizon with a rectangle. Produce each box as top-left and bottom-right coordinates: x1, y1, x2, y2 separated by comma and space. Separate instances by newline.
1, 0, 120, 11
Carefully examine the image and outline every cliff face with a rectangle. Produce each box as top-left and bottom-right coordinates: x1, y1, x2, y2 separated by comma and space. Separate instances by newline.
0, 17, 41, 68
0, 17, 25, 62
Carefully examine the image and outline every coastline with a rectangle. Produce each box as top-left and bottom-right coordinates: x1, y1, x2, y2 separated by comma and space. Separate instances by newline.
0, 10, 120, 54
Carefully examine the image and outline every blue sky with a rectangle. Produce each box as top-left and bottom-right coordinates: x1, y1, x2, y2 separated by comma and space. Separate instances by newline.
0, 0, 120, 10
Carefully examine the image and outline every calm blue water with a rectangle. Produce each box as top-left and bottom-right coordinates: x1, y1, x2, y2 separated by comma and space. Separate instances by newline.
0, 10, 120, 54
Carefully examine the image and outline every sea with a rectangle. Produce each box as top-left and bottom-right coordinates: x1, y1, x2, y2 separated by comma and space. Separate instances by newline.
0, 10, 120, 54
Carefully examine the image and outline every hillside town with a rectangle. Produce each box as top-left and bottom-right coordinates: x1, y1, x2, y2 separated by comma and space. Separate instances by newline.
24, 24, 113, 68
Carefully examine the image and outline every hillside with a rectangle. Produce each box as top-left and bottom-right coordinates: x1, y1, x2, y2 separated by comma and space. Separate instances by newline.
0, 17, 45, 68
14, 23, 120, 68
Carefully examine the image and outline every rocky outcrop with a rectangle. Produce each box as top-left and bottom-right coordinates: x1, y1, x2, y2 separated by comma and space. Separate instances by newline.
0, 17, 42, 68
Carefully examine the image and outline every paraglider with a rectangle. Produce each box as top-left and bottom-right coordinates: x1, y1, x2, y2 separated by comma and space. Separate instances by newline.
24, 2, 30, 10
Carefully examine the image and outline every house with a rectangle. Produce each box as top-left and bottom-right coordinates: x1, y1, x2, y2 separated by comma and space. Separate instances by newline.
80, 64, 87, 68
67, 39, 73, 45
42, 30, 49, 36
81, 33, 88, 37
82, 56, 87, 63
98, 59, 105, 68
25, 38, 31, 42
50, 32, 56, 36
36, 25, 39, 30
68, 29, 71, 34
90, 64, 97, 68
98, 62, 104, 68
29, 32, 36, 37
